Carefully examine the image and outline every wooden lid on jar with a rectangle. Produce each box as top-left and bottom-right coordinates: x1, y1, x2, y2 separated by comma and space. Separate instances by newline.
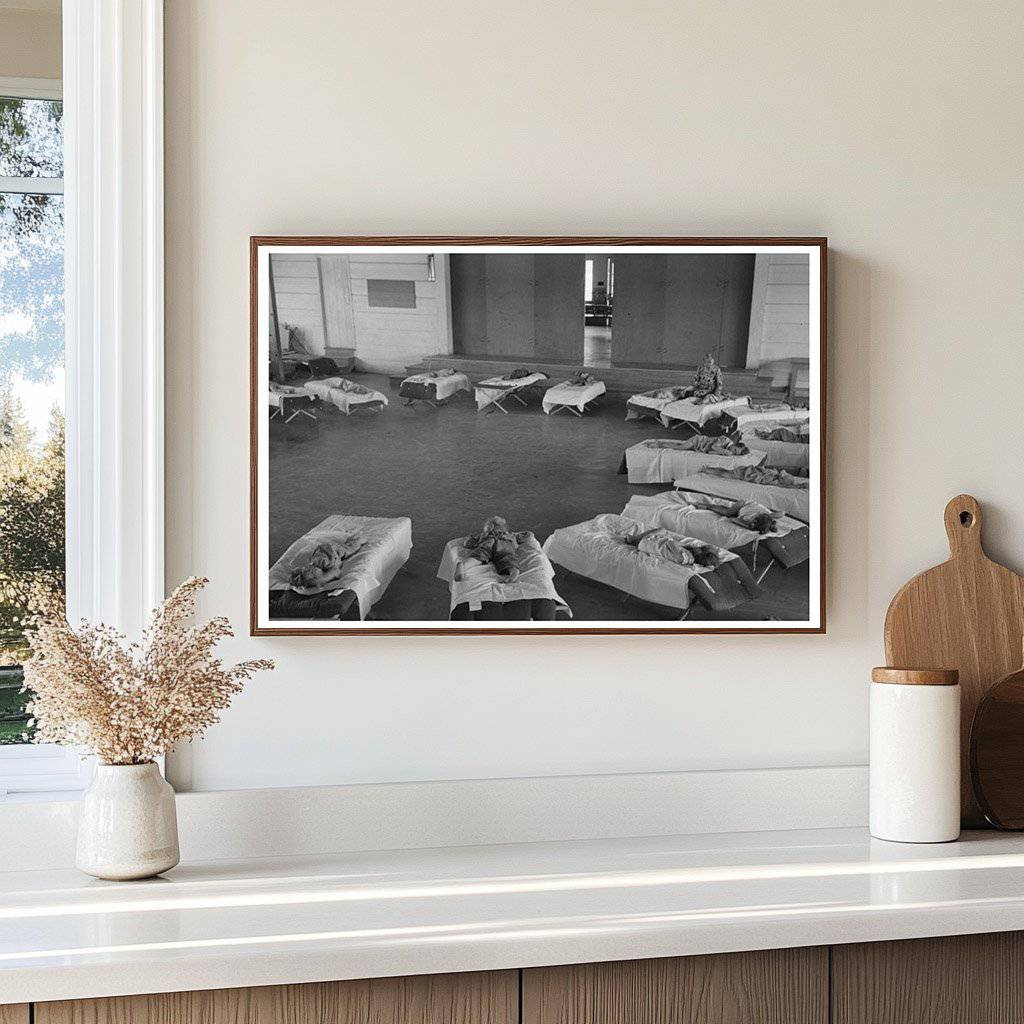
871, 667, 960, 686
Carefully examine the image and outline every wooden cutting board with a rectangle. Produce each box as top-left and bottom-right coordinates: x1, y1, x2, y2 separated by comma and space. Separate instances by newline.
884, 494, 1024, 826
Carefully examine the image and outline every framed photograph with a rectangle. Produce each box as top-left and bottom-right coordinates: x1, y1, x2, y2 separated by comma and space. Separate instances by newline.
250, 236, 826, 635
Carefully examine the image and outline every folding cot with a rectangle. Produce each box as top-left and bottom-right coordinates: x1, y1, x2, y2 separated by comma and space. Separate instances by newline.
398, 369, 472, 407
741, 433, 811, 471
437, 534, 570, 621
541, 514, 761, 618
620, 437, 765, 484
624, 386, 689, 424
672, 470, 812, 522
303, 377, 389, 415
541, 378, 607, 416
268, 514, 412, 621
621, 490, 810, 579
659, 395, 750, 431
625, 388, 750, 431
268, 383, 317, 424
722, 402, 810, 434
474, 372, 550, 413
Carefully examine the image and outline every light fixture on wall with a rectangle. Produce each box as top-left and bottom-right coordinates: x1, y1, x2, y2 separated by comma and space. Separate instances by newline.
427, 254, 436, 282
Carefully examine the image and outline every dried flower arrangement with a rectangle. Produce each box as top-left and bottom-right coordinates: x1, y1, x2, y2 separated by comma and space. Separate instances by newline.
22, 577, 273, 765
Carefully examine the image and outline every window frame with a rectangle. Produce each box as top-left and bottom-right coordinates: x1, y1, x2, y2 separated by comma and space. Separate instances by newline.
0, 0, 165, 800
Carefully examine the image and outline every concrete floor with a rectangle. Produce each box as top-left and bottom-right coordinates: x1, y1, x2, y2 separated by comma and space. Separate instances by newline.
584, 325, 612, 367
268, 372, 810, 623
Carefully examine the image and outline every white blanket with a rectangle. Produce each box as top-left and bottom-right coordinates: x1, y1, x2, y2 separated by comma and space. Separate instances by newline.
728, 404, 810, 431
303, 377, 389, 414
623, 439, 765, 484
542, 514, 734, 611
401, 371, 472, 401
659, 395, 749, 428
622, 491, 805, 549
542, 379, 606, 413
742, 435, 811, 470
268, 515, 412, 619
437, 535, 570, 616
474, 372, 549, 411
672, 472, 811, 522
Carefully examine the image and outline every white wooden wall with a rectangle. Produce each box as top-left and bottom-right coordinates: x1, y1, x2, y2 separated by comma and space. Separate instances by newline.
745, 253, 810, 368
269, 255, 327, 354
269, 254, 456, 373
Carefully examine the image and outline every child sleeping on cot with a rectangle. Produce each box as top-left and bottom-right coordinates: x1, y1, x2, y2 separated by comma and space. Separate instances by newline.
597, 516, 720, 569
289, 536, 363, 591
641, 435, 749, 455
462, 517, 532, 582
705, 464, 809, 489
684, 497, 781, 535
753, 426, 808, 443
629, 529, 720, 568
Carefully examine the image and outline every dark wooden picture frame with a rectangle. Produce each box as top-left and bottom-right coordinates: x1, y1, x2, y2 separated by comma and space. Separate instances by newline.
250, 236, 827, 635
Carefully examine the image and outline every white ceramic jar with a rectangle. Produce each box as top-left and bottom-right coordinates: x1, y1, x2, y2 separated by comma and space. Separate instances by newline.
870, 667, 961, 843
76, 762, 180, 880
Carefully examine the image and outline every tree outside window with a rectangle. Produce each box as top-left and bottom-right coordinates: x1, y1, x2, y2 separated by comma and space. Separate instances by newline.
0, 93, 65, 744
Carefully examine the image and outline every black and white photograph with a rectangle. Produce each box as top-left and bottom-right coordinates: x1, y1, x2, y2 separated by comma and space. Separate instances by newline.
251, 239, 825, 633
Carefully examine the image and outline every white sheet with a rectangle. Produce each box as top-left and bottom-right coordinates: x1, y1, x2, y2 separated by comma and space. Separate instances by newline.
742, 435, 811, 470
727, 404, 810, 431
401, 371, 472, 401
437, 535, 570, 615
623, 439, 765, 484
542, 379, 606, 413
672, 472, 811, 522
268, 515, 412, 619
658, 395, 749, 428
303, 377, 389, 414
622, 491, 805, 549
474, 372, 549, 411
542, 514, 736, 611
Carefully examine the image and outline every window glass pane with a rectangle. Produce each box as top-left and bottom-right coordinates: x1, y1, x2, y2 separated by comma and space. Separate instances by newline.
0, 97, 63, 179
0, 185, 65, 745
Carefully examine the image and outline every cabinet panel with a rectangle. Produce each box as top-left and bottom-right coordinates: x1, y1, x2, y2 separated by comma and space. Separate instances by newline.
0, 1007, 29, 1024
833, 932, 1024, 1024
523, 948, 827, 1024
36, 971, 517, 1024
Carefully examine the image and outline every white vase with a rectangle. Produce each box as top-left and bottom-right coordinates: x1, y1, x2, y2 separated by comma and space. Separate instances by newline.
76, 762, 180, 880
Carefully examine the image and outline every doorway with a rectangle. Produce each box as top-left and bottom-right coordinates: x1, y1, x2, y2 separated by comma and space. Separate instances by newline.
584, 255, 614, 366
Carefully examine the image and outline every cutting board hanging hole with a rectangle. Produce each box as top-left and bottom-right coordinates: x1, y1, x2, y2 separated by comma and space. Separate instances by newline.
944, 494, 983, 557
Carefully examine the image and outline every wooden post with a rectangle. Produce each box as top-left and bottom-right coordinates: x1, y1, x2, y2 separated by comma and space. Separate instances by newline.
267, 257, 286, 384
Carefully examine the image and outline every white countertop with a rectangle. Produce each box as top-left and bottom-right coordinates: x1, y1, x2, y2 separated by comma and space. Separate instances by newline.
4, 826, 1024, 1004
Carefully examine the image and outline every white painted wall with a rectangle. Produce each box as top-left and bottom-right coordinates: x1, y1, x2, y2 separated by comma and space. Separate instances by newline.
347, 254, 451, 374
0, 4, 61, 80
165, 1, 1024, 792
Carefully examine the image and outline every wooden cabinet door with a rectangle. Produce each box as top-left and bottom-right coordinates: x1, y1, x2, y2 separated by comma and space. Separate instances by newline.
833, 932, 1024, 1024
0, 1007, 29, 1024
36, 970, 517, 1024
523, 949, 828, 1024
